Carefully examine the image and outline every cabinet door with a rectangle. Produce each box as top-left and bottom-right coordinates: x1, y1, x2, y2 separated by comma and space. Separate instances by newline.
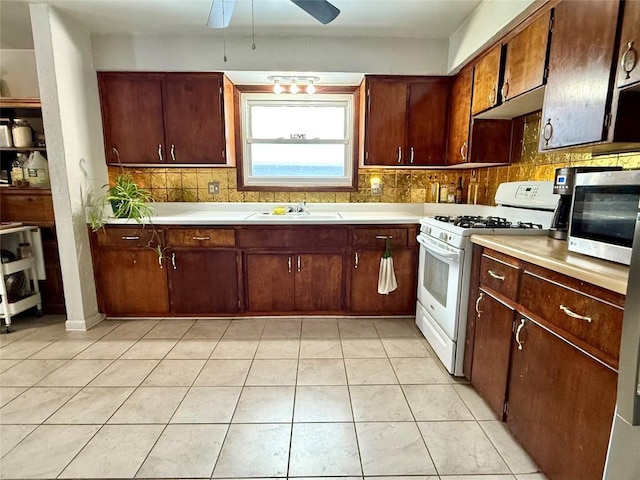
471, 45, 502, 115
502, 11, 551, 102
168, 250, 238, 314
245, 254, 295, 312
406, 79, 449, 165
539, 0, 620, 150
617, 0, 640, 88
350, 249, 416, 314
98, 73, 165, 164
507, 316, 617, 480
95, 249, 169, 315
446, 69, 473, 165
294, 253, 343, 312
162, 74, 226, 164
470, 290, 514, 419
364, 78, 408, 165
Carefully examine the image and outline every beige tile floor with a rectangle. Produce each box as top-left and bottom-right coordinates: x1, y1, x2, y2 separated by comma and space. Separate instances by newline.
0, 315, 548, 480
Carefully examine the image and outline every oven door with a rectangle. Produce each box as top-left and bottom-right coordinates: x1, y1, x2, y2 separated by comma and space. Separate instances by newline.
416, 233, 464, 340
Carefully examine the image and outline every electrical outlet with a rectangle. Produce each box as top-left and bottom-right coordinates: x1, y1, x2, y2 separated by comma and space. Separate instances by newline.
371, 184, 383, 195
208, 181, 220, 195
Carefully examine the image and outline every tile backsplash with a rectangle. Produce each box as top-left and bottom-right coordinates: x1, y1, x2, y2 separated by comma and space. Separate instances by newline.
109, 112, 640, 206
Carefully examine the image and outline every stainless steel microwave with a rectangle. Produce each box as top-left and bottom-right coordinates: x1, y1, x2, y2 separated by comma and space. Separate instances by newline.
568, 170, 640, 265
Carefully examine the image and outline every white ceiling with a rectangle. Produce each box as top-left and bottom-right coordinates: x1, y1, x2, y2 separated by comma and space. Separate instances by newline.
1, 0, 483, 49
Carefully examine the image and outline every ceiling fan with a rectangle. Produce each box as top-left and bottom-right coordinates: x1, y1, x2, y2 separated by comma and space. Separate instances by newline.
207, 0, 341, 29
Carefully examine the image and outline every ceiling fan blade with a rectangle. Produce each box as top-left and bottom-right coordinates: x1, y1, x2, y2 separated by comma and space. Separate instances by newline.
290, 0, 340, 25
207, 0, 236, 29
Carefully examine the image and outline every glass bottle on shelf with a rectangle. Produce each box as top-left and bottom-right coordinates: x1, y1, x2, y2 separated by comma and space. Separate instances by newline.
455, 177, 463, 204
447, 177, 456, 203
439, 176, 449, 203
11, 155, 25, 185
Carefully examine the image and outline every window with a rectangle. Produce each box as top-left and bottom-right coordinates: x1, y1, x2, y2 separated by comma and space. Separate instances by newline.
240, 92, 356, 190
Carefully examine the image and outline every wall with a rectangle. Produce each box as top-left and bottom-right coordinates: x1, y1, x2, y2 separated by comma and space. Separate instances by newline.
109, 111, 640, 207
92, 34, 449, 75
0, 49, 39, 97
30, 4, 106, 330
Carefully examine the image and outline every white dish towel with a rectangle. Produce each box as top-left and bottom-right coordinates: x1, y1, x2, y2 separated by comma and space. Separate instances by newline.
378, 248, 398, 295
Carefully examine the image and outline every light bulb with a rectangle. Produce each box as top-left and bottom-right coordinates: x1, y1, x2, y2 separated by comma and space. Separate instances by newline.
273, 80, 284, 94
306, 79, 316, 95
289, 79, 299, 94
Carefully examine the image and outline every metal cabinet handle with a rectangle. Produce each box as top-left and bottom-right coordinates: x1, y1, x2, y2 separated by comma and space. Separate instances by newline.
410, 147, 415, 164
354, 252, 359, 269
170, 144, 176, 162
375, 235, 393, 240
288, 256, 292, 273
112, 147, 121, 164
475, 292, 484, 315
621, 41, 638, 79
121, 236, 140, 240
158, 144, 163, 161
515, 318, 526, 350
460, 141, 468, 161
171, 252, 177, 270
489, 85, 497, 105
542, 119, 553, 146
501, 79, 509, 101
397, 146, 402, 163
559, 305, 592, 323
192, 236, 210, 241
488, 269, 505, 281
297, 256, 301, 272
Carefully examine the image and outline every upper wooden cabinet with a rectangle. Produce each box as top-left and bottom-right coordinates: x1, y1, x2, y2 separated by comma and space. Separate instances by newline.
446, 69, 473, 164
98, 72, 226, 165
616, 0, 640, 88
364, 76, 449, 166
471, 45, 503, 115
539, 0, 621, 151
501, 10, 552, 102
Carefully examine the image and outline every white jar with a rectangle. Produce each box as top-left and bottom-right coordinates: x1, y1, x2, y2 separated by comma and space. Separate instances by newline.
12, 119, 32, 148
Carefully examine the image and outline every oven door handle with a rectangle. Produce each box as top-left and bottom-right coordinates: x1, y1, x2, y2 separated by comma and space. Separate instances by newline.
417, 235, 461, 262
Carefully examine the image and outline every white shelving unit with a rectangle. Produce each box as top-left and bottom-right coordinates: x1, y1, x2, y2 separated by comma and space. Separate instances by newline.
0, 224, 43, 332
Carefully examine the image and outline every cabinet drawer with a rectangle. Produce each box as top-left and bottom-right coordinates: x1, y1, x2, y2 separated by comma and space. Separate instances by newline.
351, 227, 412, 247
480, 252, 520, 300
166, 228, 235, 248
238, 227, 348, 248
94, 227, 159, 248
520, 270, 623, 366
0, 190, 55, 225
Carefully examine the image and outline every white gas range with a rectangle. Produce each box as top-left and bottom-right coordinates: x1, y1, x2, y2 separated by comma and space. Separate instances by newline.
416, 181, 559, 376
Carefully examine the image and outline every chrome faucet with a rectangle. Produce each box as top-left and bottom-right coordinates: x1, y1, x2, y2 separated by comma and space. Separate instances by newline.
294, 201, 309, 214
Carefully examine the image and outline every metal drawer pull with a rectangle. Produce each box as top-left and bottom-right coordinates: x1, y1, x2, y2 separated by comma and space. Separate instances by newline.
297, 256, 301, 272
559, 305, 592, 323
375, 235, 393, 239
489, 85, 497, 105
171, 252, 177, 270
475, 292, 484, 315
158, 144, 163, 161
397, 146, 402, 163
542, 119, 553, 146
288, 256, 292, 273
501, 78, 509, 100
121, 236, 140, 240
410, 147, 415, 164
192, 236, 210, 241
354, 251, 359, 269
515, 319, 526, 350
170, 144, 176, 161
621, 41, 637, 79
460, 141, 468, 161
488, 269, 505, 281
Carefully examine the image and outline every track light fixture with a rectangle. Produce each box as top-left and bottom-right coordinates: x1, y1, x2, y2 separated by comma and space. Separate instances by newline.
267, 76, 321, 94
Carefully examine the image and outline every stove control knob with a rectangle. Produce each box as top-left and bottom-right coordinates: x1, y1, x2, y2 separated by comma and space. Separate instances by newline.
439, 232, 448, 241
426, 227, 432, 235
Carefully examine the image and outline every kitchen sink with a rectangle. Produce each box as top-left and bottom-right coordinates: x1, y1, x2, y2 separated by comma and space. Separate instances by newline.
246, 212, 343, 221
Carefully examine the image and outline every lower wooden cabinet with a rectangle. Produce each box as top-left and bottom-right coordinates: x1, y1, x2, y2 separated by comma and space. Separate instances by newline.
470, 289, 514, 419
168, 250, 239, 314
349, 249, 416, 314
507, 315, 617, 480
95, 249, 169, 315
245, 252, 344, 313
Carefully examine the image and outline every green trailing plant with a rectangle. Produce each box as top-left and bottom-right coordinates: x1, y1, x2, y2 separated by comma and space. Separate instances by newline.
89, 173, 154, 232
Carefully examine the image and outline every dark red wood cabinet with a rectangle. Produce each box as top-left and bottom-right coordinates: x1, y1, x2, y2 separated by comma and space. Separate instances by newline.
98, 72, 226, 165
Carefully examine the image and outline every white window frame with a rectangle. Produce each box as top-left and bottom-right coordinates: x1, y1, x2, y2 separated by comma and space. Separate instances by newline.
240, 92, 355, 189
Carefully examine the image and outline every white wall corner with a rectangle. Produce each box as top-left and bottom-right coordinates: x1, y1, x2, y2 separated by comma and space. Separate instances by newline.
30, 3, 106, 331
447, 0, 543, 73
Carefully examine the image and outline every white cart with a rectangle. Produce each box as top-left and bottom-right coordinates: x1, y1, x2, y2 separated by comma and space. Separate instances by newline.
0, 225, 44, 333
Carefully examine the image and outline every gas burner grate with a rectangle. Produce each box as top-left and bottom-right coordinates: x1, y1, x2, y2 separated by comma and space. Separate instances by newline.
515, 221, 543, 230
431, 215, 544, 229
